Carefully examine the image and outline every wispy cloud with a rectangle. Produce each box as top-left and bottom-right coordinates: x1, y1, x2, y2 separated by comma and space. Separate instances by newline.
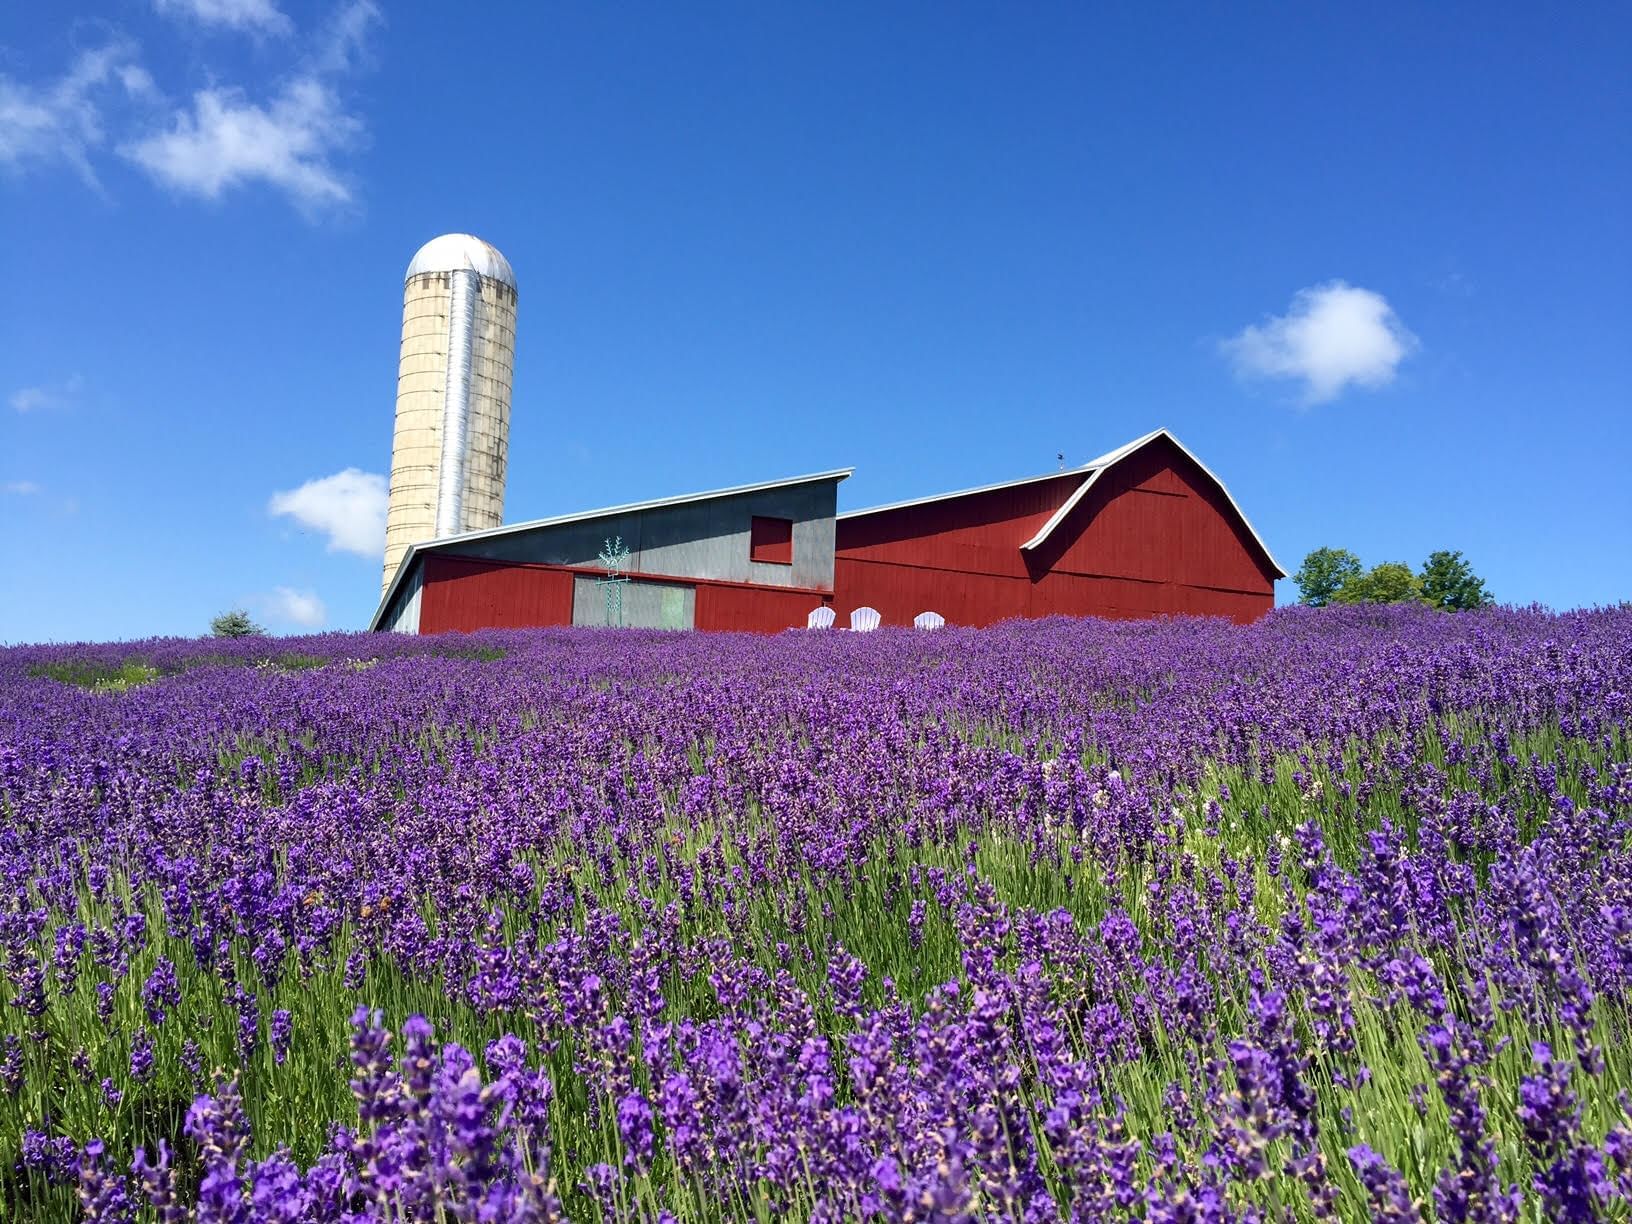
123, 76, 362, 209
268, 468, 387, 557
153, 0, 293, 37
257, 585, 327, 628
1222, 281, 1417, 405
0, 42, 153, 187
312, 1, 382, 74
3, 480, 42, 496
3, 2, 377, 215
9, 373, 85, 413
1431, 270, 1475, 298
123, 0, 378, 212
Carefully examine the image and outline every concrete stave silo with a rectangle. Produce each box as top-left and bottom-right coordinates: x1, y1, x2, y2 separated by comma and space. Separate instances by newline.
382, 234, 518, 593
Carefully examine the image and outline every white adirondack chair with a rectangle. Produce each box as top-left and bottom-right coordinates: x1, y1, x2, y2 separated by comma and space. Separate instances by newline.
849, 606, 881, 633
913, 611, 946, 630
806, 606, 836, 630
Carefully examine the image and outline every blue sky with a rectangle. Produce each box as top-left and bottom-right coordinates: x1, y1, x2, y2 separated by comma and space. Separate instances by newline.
2, 2, 1628, 642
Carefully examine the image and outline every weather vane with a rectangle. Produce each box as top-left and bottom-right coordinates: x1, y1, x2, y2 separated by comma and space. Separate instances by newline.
596, 536, 631, 627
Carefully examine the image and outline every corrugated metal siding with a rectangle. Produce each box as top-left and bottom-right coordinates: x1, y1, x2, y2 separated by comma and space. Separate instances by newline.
571, 576, 695, 629
380, 563, 423, 633
443, 480, 839, 590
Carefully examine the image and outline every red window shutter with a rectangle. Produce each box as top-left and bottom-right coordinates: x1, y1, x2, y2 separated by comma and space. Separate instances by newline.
750, 516, 793, 565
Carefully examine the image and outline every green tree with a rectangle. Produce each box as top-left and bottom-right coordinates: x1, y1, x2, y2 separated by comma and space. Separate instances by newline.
1334, 562, 1424, 605
210, 609, 264, 638
1419, 550, 1491, 611
1293, 547, 1363, 606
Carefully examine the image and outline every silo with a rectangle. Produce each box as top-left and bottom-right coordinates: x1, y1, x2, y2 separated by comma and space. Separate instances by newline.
382, 234, 518, 593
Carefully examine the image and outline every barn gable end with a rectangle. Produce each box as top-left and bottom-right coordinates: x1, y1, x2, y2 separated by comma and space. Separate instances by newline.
1025, 433, 1281, 596
831, 430, 1280, 628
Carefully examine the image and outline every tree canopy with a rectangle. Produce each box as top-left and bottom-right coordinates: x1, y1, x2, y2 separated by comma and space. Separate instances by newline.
1292, 547, 1363, 607
1420, 549, 1492, 611
1294, 548, 1491, 609
1333, 561, 1423, 606
210, 609, 265, 638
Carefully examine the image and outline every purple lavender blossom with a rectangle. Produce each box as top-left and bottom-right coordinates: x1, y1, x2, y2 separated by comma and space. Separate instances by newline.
269, 1008, 292, 1066
142, 958, 181, 1026
129, 1027, 154, 1084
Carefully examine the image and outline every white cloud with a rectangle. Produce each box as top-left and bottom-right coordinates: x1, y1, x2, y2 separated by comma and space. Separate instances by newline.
3, 481, 42, 495
122, 76, 362, 209
312, 1, 382, 74
0, 42, 151, 186
268, 468, 387, 557
154, 0, 293, 36
260, 585, 327, 628
3, 3, 376, 215
1222, 281, 1417, 404
9, 374, 85, 413
9, 388, 51, 413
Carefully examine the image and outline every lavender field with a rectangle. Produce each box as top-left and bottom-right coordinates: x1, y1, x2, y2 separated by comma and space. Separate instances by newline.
2, 606, 1630, 1222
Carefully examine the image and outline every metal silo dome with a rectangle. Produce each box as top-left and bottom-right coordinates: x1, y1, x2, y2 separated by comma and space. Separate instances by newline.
404, 233, 517, 289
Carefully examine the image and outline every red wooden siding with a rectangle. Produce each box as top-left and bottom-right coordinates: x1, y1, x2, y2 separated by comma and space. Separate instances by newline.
696, 583, 827, 633
419, 555, 574, 634
836, 474, 1083, 579
1030, 437, 1277, 594
749, 516, 794, 565
418, 553, 829, 635
833, 437, 1275, 628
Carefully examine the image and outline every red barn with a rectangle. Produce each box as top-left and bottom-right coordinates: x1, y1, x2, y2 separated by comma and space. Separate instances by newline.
370, 428, 1283, 634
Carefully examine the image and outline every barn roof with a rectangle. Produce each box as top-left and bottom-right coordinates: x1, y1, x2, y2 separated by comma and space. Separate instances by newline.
370, 467, 852, 631
1019, 428, 1285, 577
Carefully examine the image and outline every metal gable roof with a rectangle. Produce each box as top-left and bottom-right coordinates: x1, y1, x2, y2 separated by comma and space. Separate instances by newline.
1019, 428, 1285, 577
370, 467, 853, 631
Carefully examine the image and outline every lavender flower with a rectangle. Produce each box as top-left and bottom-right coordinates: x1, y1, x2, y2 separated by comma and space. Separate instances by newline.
269, 1008, 292, 1066
142, 958, 181, 1026
130, 1027, 155, 1084
76, 1139, 134, 1224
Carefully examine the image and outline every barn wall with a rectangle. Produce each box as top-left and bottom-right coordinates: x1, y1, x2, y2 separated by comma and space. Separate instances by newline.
416, 553, 829, 635
571, 576, 695, 630
401, 438, 1276, 635
695, 583, 830, 634
1032, 437, 1278, 594
443, 480, 840, 591
419, 555, 574, 634
836, 473, 1084, 579
834, 438, 1275, 628
834, 558, 1271, 628
379, 562, 423, 633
